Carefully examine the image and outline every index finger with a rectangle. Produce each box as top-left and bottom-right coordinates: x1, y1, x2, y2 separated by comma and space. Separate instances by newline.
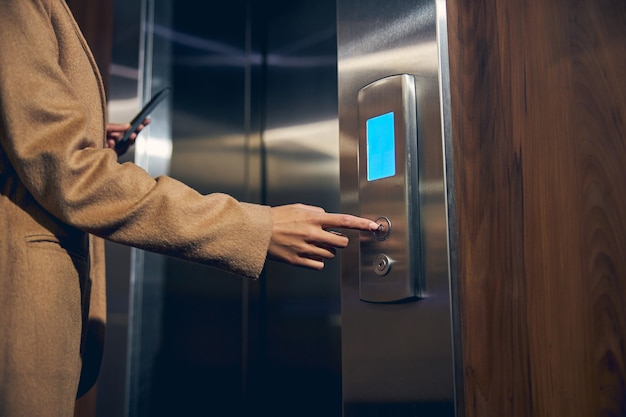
321, 213, 379, 232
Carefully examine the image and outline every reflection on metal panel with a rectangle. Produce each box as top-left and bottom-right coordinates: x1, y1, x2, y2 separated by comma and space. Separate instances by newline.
259, 1, 344, 415
103, 0, 459, 416
106, 0, 347, 416
337, 0, 458, 415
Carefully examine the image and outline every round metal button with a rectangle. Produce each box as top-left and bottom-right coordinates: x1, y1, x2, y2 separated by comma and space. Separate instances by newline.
373, 216, 391, 241
373, 254, 392, 276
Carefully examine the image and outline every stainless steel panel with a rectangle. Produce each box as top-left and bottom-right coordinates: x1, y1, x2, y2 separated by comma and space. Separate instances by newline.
357, 74, 421, 302
259, 1, 345, 415
103, 0, 459, 415
103, 1, 347, 416
337, 0, 458, 414
137, 1, 252, 415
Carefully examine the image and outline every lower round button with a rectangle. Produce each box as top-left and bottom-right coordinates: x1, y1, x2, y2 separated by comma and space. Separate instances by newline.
373, 254, 392, 276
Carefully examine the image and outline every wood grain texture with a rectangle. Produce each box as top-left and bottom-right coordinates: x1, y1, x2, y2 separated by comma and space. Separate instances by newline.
446, 0, 626, 416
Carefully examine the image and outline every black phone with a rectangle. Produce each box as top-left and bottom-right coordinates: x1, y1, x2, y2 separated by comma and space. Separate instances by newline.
115, 87, 171, 150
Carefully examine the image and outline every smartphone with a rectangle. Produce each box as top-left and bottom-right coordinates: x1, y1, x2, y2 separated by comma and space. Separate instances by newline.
115, 87, 171, 150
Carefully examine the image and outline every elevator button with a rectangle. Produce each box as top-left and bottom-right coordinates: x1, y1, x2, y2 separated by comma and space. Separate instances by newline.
373, 254, 391, 276
373, 216, 391, 240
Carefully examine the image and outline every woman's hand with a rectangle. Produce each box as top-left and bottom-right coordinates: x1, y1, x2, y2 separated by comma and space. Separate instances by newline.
268, 203, 379, 270
105, 118, 150, 156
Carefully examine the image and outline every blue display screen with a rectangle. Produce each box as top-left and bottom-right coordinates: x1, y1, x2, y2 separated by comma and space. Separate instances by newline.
366, 112, 396, 181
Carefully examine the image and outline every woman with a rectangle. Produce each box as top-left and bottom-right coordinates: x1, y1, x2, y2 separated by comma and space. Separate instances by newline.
0, 0, 377, 415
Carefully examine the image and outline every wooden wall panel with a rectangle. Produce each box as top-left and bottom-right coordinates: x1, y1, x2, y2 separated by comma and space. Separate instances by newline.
446, 0, 626, 416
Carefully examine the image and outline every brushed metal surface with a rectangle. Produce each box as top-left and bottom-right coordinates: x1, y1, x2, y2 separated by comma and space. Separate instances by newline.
338, 0, 457, 413
112, 0, 348, 416
357, 74, 421, 302
260, 1, 345, 414
103, 0, 459, 415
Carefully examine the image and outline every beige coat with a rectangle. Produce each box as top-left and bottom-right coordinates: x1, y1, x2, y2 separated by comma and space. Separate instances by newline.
0, 0, 272, 415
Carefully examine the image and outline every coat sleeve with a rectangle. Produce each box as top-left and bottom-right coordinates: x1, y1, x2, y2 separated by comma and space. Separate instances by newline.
0, 0, 272, 278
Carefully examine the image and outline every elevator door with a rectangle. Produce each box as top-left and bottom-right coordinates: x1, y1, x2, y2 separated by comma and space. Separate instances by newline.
105, 1, 346, 416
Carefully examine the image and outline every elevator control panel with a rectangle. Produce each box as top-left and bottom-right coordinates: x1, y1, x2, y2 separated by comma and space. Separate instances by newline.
357, 74, 422, 303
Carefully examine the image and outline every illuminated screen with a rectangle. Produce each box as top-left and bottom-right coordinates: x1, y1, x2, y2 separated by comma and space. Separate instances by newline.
366, 111, 396, 181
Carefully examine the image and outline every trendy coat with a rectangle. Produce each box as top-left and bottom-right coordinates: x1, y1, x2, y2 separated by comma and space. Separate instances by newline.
0, 0, 273, 415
